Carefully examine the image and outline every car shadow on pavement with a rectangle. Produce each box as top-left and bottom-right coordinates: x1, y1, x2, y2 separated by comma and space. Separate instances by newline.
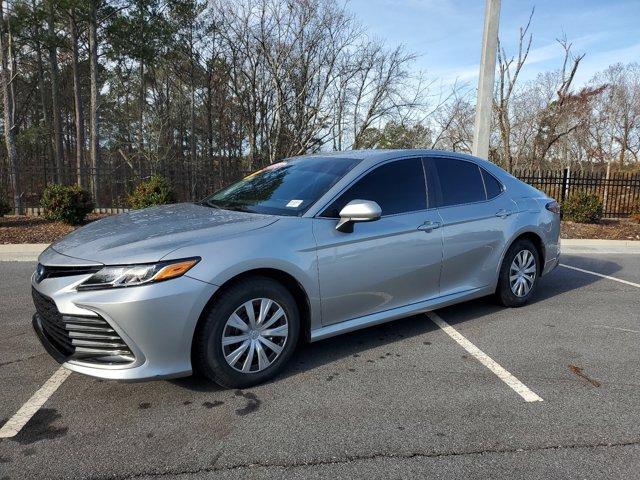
533, 256, 623, 302
279, 256, 623, 381
415, 256, 623, 331
171, 255, 623, 390
560, 254, 629, 276
171, 312, 442, 391
170, 374, 221, 392
286, 312, 441, 378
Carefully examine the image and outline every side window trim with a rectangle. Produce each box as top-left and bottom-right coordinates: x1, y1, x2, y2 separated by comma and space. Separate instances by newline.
421, 157, 441, 208
316, 156, 430, 218
479, 164, 488, 200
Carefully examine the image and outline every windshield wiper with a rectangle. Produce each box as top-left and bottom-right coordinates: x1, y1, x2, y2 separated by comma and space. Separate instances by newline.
225, 205, 255, 213
200, 199, 220, 209
201, 199, 255, 213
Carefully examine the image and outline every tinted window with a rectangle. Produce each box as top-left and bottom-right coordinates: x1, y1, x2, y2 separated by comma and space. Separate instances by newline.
481, 168, 503, 199
321, 158, 427, 218
433, 158, 485, 206
203, 156, 359, 216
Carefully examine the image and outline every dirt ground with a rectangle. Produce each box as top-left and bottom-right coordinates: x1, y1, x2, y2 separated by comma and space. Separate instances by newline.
1, 214, 640, 244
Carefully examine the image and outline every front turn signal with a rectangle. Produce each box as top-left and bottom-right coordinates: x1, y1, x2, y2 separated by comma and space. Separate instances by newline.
152, 259, 200, 282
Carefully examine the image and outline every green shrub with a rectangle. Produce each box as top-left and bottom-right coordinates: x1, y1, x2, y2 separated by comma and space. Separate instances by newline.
0, 188, 11, 217
128, 175, 175, 209
562, 192, 603, 223
40, 184, 94, 225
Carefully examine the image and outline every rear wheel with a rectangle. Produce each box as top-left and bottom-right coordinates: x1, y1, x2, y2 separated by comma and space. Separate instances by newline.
194, 277, 300, 388
496, 238, 540, 307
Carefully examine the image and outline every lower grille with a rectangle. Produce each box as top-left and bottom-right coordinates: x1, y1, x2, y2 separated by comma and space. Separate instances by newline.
32, 287, 135, 365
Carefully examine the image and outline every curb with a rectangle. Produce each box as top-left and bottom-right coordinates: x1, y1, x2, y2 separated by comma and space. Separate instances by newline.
561, 239, 640, 254
1, 239, 639, 262
0, 244, 49, 262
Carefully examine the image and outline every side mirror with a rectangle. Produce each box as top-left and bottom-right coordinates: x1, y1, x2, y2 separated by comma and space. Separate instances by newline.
336, 199, 382, 232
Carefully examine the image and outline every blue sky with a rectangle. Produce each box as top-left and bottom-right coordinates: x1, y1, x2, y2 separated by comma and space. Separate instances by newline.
347, 0, 640, 88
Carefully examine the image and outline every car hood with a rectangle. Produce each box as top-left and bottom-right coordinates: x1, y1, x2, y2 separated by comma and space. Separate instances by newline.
48, 203, 279, 265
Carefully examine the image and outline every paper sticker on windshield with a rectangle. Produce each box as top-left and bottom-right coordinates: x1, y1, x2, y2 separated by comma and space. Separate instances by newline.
286, 199, 303, 208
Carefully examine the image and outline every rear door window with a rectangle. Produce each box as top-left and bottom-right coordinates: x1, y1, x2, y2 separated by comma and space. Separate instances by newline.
432, 157, 486, 207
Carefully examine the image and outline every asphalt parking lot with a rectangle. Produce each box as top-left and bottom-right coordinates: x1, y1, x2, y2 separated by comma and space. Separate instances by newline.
1, 253, 639, 479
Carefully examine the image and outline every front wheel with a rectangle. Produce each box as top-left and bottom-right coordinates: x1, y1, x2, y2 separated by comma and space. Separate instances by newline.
496, 239, 540, 307
194, 277, 300, 388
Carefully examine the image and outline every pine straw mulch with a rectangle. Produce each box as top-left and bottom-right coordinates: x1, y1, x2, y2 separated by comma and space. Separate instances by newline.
0, 214, 109, 244
1, 214, 640, 244
560, 218, 640, 241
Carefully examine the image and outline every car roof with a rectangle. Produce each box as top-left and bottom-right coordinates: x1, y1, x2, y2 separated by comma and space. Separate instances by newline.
300, 149, 510, 217
304, 149, 492, 168
293, 149, 518, 192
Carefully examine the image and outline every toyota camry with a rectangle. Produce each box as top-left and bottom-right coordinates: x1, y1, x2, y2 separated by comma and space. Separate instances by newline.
31, 150, 560, 388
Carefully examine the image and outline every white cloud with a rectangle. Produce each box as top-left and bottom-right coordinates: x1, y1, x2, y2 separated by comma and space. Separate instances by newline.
573, 42, 640, 85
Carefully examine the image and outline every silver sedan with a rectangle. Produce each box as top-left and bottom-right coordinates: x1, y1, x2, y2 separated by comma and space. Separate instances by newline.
31, 150, 560, 387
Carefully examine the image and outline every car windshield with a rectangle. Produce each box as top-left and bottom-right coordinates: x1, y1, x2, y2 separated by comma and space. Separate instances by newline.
202, 156, 360, 216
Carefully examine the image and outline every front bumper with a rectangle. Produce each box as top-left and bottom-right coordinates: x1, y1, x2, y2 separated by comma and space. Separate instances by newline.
32, 267, 217, 381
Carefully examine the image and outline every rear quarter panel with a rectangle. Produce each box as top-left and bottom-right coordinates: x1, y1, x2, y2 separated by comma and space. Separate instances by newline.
479, 165, 560, 282
505, 191, 560, 277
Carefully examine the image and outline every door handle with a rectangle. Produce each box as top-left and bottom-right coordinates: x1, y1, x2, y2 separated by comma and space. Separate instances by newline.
495, 209, 513, 218
418, 220, 441, 232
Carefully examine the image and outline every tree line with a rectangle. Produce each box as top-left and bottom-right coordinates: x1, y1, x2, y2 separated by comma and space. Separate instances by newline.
0, 0, 639, 214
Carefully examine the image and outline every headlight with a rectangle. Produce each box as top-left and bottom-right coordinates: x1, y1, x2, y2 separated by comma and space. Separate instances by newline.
77, 257, 200, 290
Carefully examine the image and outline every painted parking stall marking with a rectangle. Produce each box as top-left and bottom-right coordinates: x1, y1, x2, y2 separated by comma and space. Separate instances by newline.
560, 264, 640, 289
0, 367, 71, 439
427, 312, 543, 403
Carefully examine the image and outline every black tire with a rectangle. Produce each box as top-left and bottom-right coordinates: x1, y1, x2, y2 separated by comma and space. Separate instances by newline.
194, 276, 300, 389
495, 238, 540, 308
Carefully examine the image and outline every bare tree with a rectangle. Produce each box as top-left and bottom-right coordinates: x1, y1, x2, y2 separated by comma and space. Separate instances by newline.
530, 38, 595, 168
212, 0, 425, 165
494, 9, 533, 172
589, 64, 640, 170
431, 93, 475, 152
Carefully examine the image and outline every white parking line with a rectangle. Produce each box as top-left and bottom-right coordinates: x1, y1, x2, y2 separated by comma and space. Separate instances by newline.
427, 312, 543, 403
560, 264, 640, 288
0, 367, 71, 439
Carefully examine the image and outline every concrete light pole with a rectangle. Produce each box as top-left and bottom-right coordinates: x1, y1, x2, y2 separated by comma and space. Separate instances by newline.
472, 0, 501, 160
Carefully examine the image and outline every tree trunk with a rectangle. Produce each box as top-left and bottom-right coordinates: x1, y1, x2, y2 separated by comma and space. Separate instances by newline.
88, 0, 100, 202
206, 66, 215, 182
33, 0, 54, 179
69, 8, 85, 187
138, 59, 144, 176
189, 25, 196, 197
0, 1, 22, 214
47, 0, 64, 183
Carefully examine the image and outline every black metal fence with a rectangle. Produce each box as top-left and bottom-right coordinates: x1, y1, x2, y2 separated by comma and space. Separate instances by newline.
2, 164, 639, 218
1, 162, 248, 215
514, 169, 640, 218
